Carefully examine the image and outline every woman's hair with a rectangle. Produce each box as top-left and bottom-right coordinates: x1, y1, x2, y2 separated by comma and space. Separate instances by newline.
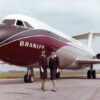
41, 48, 45, 51
50, 49, 55, 52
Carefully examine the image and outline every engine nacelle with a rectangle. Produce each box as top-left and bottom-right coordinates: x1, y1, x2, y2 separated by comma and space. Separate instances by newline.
96, 54, 100, 59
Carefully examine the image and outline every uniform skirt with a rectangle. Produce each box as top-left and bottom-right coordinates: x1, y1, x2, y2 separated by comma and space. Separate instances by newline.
50, 68, 57, 80
40, 66, 47, 79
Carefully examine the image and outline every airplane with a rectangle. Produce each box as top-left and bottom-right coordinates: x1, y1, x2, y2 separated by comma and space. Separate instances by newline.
0, 13, 100, 83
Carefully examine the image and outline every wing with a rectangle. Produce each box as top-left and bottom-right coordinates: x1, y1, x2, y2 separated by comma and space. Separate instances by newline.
72, 32, 100, 48
76, 59, 100, 64
72, 32, 100, 40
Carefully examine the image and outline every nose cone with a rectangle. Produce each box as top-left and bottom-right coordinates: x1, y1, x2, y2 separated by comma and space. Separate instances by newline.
0, 24, 28, 43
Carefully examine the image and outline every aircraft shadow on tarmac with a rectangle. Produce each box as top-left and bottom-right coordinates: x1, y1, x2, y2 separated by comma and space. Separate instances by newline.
0, 76, 100, 85
5, 91, 32, 95
60, 76, 100, 80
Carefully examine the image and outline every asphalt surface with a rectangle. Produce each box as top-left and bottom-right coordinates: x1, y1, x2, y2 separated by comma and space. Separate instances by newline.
1, 75, 100, 100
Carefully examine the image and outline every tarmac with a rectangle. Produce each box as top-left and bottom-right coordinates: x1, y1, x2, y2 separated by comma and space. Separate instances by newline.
1, 75, 100, 100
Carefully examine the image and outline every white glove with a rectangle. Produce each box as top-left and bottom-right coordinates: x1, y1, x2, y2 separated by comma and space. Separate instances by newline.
57, 68, 60, 72
41, 67, 44, 73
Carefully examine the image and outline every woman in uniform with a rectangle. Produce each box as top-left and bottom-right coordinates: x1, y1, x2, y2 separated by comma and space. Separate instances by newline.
49, 50, 59, 92
39, 49, 48, 91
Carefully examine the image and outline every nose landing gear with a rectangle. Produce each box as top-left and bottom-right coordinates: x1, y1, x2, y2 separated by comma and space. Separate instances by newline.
24, 67, 34, 83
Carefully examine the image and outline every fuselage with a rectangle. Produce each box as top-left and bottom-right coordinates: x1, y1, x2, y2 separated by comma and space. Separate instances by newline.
0, 14, 95, 69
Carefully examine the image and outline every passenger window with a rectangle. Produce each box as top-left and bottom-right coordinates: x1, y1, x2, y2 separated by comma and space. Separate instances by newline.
24, 21, 33, 29
16, 20, 24, 27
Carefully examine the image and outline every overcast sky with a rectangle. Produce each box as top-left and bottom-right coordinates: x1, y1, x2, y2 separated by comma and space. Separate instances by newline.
0, 0, 100, 71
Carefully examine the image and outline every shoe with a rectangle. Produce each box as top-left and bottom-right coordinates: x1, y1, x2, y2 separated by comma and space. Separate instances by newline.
51, 89, 56, 92
41, 87, 43, 90
41, 87, 46, 91
42, 89, 46, 91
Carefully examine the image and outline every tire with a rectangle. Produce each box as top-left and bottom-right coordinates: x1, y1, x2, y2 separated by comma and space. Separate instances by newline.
87, 70, 91, 79
92, 70, 96, 79
29, 74, 34, 83
56, 72, 60, 78
24, 74, 29, 83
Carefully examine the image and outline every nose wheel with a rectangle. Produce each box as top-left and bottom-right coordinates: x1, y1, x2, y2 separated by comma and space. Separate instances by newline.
24, 67, 34, 83
87, 65, 96, 79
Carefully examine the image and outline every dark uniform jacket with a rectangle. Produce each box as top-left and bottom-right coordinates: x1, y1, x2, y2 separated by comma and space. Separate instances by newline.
49, 56, 59, 80
39, 55, 47, 67
39, 55, 48, 79
49, 56, 59, 69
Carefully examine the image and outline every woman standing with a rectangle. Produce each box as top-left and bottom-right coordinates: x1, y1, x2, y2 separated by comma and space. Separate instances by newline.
49, 50, 59, 92
39, 49, 48, 91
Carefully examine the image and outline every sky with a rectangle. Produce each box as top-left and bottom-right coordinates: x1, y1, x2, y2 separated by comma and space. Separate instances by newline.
0, 0, 100, 71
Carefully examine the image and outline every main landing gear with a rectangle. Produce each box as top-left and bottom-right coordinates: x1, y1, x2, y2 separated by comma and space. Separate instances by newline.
24, 67, 34, 83
87, 65, 96, 79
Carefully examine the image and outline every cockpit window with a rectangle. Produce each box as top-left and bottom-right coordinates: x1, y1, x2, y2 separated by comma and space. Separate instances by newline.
16, 20, 24, 27
2, 19, 15, 26
24, 21, 33, 29
2, 19, 33, 29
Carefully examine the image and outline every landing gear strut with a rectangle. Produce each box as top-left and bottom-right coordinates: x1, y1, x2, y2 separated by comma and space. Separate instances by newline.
24, 67, 34, 83
87, 65, 96, 79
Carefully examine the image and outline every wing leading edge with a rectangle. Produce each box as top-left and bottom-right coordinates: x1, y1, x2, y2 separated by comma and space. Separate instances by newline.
72, 32, 100, 40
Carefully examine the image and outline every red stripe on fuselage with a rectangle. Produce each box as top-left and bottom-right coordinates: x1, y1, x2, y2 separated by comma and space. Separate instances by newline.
0, 36, 66, 66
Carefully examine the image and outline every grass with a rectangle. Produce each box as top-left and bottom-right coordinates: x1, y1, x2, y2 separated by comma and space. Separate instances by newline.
0, 72, 41, 79
0, 73, 25, 79
61, 72, 87, 76
0, 72, 100, 79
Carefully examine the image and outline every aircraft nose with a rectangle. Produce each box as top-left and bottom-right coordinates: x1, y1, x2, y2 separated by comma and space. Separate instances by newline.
0, 24, 28, 43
